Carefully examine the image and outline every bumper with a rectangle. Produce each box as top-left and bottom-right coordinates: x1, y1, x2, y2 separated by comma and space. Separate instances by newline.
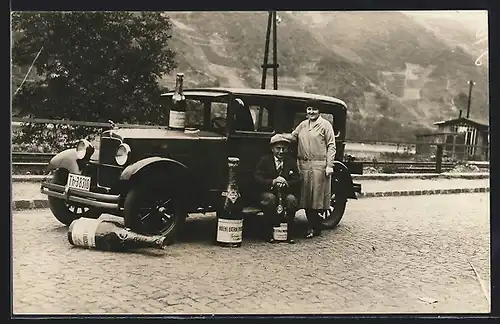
40, 182, 120, 210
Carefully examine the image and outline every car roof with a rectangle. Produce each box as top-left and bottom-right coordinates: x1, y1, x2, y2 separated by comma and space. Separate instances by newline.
161, 87, 347, 109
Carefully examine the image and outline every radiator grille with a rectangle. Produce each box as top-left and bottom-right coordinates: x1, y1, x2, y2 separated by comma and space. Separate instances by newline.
97, 137, 122, 188
99, 137, 121, 166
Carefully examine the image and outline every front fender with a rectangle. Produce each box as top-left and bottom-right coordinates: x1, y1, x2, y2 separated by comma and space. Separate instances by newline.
333, 161, 358, 199
118, 157, 197, 204
119, 157, 189, 181
47, 149, 81, 175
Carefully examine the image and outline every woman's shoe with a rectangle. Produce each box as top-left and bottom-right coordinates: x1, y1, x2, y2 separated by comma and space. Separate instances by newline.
287, 238, 296, 244
305, 229, 314, 239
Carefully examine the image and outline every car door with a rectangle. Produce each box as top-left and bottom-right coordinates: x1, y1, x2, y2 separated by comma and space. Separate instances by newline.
227, 96, 276, 205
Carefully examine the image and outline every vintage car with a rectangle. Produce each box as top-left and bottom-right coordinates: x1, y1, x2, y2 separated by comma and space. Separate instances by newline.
40, 88, 363, 243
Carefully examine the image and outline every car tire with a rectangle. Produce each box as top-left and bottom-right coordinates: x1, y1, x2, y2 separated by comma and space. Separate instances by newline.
48, 169, 102, 226
319, 195, 347, 229
123, 185, 187, 245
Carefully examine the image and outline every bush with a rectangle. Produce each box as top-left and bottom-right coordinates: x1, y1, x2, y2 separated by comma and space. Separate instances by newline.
12, 123, 99, 152
380, 165, 397, 174
379, 151, 415, 161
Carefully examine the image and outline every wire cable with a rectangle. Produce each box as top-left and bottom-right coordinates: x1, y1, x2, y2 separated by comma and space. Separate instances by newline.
13, 46, 43, 96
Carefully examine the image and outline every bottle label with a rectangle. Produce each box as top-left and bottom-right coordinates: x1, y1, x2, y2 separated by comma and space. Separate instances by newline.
222, 189, 240, 204
216, 218, 243, 243
71, 218, 99, 248
273, 222, 288, 241
169, 110, 185, 129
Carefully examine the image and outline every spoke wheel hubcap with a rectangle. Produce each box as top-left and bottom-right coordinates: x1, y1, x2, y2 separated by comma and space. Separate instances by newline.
138, 198, 176, 235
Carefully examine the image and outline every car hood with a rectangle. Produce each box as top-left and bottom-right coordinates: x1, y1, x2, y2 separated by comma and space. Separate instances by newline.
90, 128, 225, 161
105, 127, 226, 141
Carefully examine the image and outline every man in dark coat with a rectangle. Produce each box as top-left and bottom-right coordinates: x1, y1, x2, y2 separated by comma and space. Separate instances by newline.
254, 134, 301, 243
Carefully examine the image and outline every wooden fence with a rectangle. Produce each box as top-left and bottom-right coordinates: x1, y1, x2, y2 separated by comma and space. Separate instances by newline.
11, 118, 489, 174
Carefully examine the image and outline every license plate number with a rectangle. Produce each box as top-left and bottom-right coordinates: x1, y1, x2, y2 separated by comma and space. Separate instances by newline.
67, 174, 91, 191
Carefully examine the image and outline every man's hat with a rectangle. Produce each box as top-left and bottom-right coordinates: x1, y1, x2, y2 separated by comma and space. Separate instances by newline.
270, 134, 291, 145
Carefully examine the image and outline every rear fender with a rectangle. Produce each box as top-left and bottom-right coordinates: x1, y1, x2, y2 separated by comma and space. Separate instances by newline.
333, 161, 358, 199
46, 149, 81, 175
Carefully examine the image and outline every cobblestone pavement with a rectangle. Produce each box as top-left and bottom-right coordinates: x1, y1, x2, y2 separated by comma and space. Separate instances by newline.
12, 194, 490, 315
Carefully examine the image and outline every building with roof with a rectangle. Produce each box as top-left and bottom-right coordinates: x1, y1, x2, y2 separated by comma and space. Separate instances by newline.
415, 116, 489, 161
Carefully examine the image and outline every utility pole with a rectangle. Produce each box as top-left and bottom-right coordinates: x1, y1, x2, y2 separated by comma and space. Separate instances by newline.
466, 80, 475, 119
261, 11, 279, 90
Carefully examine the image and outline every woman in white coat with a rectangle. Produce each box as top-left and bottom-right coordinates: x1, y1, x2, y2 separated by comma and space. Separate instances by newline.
288, 99, 336, 238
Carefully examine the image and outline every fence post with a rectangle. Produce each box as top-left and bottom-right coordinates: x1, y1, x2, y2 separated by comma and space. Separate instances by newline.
435, 144, 443, 173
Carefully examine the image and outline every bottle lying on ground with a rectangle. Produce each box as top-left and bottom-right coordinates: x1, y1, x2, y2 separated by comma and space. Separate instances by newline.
68, 218, 167, 251
216, 157, 244, 248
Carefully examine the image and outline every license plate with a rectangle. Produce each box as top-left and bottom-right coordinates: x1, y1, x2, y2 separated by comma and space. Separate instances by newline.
67, 173, 91, 191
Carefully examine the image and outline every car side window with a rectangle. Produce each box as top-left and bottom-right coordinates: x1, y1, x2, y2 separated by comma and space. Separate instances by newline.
250, 106, 270, 130
185, 99, 205, 128
211, 102, 228, 119
293, 112, 306, 129
320, 113, 334, 125
210, 101, 228, 130
235, 105, 273, 133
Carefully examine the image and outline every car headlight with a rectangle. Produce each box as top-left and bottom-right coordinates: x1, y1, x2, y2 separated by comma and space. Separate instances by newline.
76, 139, 94, 160
115, 143, 131, 166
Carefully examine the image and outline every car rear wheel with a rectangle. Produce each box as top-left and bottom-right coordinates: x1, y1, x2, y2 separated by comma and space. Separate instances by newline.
319, 193, 347, 229
48, 169, 102, 226
123, 185, 187, 245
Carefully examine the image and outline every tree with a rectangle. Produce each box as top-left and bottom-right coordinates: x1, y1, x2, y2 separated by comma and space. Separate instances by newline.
12, 11, 178, 150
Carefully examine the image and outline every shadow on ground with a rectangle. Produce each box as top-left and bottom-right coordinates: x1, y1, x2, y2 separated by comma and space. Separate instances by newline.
50, 213, 318, 246
177, 214, 313, 244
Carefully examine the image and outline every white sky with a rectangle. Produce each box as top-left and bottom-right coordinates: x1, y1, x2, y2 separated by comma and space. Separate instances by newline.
401, 10, 488, 31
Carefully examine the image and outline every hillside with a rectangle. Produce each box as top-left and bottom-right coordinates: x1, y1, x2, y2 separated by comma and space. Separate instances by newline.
403, 11, 488, 62
11, 12, 488, 142
161, 11, 489, 141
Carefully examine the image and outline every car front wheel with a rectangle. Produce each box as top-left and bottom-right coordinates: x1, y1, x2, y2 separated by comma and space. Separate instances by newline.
123, 185, 187, 245
48, 169, 102, 226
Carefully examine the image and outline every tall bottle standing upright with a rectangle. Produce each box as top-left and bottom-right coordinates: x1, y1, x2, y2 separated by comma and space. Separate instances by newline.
273, 187, 288, 242
216, 157, 244, 247
68, 218, 167, 251
168, 73, 186, 131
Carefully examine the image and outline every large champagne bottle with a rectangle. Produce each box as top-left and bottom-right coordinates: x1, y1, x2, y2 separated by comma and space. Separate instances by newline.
68, 218, 167, 251
168, 72, 186, 130
215, 157, 244, 247
272, 187, 288, 242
